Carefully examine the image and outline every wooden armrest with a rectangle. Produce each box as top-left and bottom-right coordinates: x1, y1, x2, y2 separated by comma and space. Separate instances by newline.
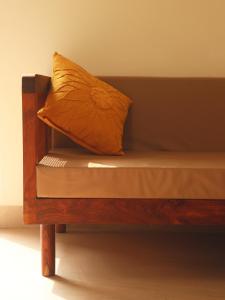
22, 74, 51, 160
22, 74, 51, 94
22, 74, 51, 208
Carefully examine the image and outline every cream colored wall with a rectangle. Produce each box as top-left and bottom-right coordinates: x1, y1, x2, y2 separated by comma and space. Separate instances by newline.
1, 0, 225, 208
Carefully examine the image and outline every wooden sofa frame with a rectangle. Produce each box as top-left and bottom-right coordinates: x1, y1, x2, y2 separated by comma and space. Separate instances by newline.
22, 74, 225, 277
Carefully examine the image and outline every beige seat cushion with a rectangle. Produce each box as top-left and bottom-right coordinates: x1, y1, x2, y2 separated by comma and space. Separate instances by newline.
36, 148, 225, 199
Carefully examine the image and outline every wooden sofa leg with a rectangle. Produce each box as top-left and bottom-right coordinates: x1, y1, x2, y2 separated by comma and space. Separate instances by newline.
41, 224, 55, 277
56, 224, 67, 233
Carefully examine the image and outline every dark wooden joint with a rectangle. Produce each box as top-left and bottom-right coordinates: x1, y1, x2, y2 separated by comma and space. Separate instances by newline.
56, 224, 67, 233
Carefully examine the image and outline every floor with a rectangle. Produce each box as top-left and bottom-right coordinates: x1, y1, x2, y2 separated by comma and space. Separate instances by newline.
0, 227, 225, 300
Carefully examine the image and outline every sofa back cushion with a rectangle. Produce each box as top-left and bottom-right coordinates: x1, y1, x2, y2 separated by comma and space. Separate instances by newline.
52, 77, 225, 151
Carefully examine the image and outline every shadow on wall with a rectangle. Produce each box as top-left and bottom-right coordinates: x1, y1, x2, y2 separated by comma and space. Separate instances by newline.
0, 206, 24, 227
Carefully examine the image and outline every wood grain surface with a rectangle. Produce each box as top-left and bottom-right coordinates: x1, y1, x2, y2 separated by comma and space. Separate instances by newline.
41, 224, 55, 276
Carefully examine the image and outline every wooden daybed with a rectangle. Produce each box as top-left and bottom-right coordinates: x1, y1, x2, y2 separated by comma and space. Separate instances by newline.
22, 75, 225, 277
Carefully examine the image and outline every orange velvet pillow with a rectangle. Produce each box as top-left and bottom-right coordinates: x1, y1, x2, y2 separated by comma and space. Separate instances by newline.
38, 53, 132, 155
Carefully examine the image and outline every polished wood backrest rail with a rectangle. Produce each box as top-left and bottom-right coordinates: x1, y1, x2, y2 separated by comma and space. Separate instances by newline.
22, 75, 51, 221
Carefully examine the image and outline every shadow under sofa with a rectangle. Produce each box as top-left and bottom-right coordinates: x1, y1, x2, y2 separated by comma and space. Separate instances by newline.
22, 75, 225, 277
